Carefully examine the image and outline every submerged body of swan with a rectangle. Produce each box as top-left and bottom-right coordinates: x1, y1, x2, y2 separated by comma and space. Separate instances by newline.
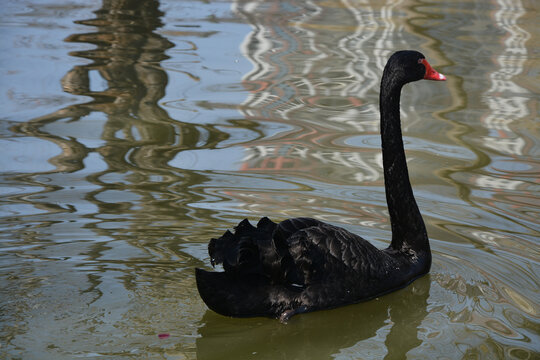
196, 50, 446, 322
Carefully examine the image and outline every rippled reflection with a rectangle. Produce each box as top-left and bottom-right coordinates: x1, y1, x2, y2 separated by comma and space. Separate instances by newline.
9, 1, 233, 233
233, 0, 389, 185
433, 2, 539, 356
2, 0, 230, 356
1, 0, 539, 358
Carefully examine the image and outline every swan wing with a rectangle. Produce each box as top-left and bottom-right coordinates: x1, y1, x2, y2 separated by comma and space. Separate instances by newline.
272, 221, 384, 288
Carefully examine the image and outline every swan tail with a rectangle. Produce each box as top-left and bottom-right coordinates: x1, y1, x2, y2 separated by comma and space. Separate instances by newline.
195, 268, 274, 317
197, 217, 288, 318
208, 217, 277, 274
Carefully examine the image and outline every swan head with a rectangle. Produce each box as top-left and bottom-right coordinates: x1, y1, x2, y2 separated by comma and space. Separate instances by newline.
385, 50, 446, 85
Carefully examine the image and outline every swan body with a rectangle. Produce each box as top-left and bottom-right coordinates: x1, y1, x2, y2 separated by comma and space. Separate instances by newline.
195, 50, 446, 321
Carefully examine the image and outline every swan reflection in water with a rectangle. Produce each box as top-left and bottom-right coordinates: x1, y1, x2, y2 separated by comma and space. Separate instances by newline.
197, 275, 430, 360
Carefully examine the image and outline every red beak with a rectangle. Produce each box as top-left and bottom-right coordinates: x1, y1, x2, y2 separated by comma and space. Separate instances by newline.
421, 59, 446, 81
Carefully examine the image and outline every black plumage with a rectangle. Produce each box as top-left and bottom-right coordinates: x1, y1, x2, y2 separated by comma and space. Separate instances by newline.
195, 50, 446, 321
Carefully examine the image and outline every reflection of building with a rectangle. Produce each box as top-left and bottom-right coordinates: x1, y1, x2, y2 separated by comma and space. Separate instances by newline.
240, 141, 383, 183
481, 0, 532, 157
232, 0, 418, 185
235, 0, 382, 129
472, 0, 537, 234
197, 0, 448, 226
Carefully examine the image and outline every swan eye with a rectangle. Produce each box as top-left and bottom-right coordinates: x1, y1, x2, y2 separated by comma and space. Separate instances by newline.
418, 58, 424, 64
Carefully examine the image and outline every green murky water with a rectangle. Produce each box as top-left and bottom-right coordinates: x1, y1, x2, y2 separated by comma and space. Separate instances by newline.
1, 0, 538, 359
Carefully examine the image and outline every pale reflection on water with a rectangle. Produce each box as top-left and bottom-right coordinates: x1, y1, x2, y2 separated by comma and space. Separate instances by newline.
1, 0, 539, 359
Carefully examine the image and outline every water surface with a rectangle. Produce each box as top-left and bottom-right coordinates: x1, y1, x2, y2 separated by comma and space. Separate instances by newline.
1, 0, 539, 359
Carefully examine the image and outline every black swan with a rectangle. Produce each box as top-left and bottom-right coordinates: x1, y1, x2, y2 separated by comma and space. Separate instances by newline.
195, 50, 446, 322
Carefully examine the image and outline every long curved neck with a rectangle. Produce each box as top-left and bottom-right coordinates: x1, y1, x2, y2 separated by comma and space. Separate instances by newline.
379, 75, 429, 254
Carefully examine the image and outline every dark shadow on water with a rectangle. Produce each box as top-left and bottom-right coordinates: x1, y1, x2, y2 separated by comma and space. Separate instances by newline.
6, 0, 231, 322
196, 275, 430, 360
9, 0, 233, 231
